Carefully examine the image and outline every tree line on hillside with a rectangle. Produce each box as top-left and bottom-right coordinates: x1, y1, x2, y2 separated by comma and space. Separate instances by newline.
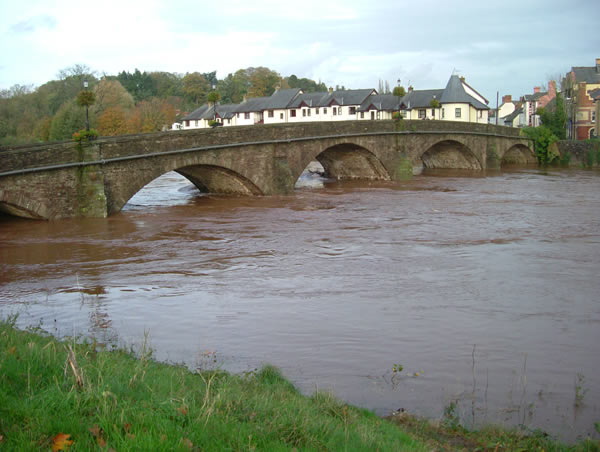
0, 64, 332, 146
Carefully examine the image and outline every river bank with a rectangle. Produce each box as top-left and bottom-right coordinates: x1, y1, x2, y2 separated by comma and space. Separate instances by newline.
1, 319, 598, 451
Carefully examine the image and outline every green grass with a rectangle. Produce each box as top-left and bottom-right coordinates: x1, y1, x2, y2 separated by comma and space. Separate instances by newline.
0, 318, 426, 451
1, 317, 599, 451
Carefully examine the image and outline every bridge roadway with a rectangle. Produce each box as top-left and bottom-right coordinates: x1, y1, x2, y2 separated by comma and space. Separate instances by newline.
0, 120, 533, 220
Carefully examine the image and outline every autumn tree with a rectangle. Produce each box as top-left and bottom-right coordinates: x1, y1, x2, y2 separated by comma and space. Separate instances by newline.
48, 99, 89, 140
97, 106, 130, 136
129, 98, 173, 133
247, 67, 283, 98
182, 72, 211, 105
93, 79, 135, 115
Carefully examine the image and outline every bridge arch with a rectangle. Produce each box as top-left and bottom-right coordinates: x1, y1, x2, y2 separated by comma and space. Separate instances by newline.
108, 163, 263, 215
421, 139, 482, 170
500, 144, 536, 166
0, 191, 49, 219
296, 142, 391, 185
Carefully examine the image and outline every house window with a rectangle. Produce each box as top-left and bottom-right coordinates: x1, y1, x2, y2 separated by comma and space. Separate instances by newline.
323, 108, 327, 114
244, 112, 250, 119
333, 107, 337, 116
455, 108, 461, 118
291, 110, 296, 117
280, 113, 284, 119
185, 120, 190, 127
302, 109, 306, 117
268, 110, 274, 118
360, 112, 364, 119
237, 113, 240, 118
593, 111, 596, 123
349, 107, 356, 115
339, 107, 343, 115
418, 109, 426, 119
316, 108, 319, 114
308, 109, 311, 116
227, 119, 230, 124
478, 110, 483, 118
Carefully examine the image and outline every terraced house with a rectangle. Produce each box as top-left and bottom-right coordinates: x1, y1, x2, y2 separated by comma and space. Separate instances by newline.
564, 58, 600, 140
180, 74, 490, 130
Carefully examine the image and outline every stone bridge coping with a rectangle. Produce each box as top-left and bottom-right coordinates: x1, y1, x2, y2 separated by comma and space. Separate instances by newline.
0, 127, 530, 178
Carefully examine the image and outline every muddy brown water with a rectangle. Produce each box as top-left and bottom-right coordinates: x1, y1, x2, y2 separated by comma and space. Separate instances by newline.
1, 167, 599, 442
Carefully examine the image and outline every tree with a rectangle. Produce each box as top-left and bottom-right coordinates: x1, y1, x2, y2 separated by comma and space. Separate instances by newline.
128, 98, 172, 133
116, 69, 156, 102
182, 72, 210, 105
522, 126, 559, 165
97, 106, 131, 136
247, 67, 282, 98
207, 91, 221, 104
393, 86, 406, 97
93, 79, 134, 115
537, 92, 567, 140
48, 100, 88, 141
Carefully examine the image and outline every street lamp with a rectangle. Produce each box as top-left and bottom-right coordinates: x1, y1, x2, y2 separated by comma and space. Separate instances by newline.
397, 79, 401, 115
211, 82, 217, 122
83, 79, 90, 132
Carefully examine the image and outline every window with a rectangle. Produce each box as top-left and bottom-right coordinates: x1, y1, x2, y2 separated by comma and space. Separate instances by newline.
291, 110, 296, 117
316, 108, 319, 114
237, 113, 240, 118
360, 112, 364, 119
593, 111, 596, 123
195, 120, 198, 127
478, 110, 483, 118
268, 110, 274, 118
455, 108, 461, 118
302, 109, 306, 117
339, 107, 343, 115
323, 107, 327, 114
185, 120, 190, 127
280, 113, 284, 119
431, 109, 435, 116
308, 109, 311, 116
244, 112, 250, 119
333, 107, 337, 116
418, 109, 426, 119
349, 107, 356, 115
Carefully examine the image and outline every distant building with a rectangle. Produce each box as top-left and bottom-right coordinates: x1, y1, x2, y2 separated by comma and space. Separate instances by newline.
564, 58, 600, 140
180, 73, 490, 130
521, 82, 557, 127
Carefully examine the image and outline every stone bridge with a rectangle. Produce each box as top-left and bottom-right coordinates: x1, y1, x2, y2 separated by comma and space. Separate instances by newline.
0, 120, 533, 220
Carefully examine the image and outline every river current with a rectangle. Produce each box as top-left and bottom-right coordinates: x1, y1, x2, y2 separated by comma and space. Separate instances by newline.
1, 167, 599, 442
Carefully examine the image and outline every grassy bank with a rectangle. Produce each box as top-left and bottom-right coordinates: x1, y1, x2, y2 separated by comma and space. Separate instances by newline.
1, 318, 598, 451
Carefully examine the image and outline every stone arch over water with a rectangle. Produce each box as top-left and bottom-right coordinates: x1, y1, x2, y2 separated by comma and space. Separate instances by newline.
421, 139, 482, 170
500, 144, 536, 166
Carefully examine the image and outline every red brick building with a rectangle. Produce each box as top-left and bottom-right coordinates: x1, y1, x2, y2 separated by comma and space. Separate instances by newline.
564, 58, 600, 140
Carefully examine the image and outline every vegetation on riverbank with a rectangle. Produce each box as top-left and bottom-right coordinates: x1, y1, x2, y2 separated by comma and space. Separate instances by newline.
1, 317, 598, 451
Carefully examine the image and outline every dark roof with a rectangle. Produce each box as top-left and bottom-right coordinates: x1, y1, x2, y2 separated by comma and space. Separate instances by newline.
523, 92, 546, 101
181, 103, 241, 121
261, 88, 302, 110
503, 107, 523, 123
358, 94, 400, 112
288, 92, 329, 108
400, 89, 444, 109
439, 75, 489, 109
234, 96, 270, 113
319, 89, 376, 107
590, 88, 600, 100
571, 66, 600, 84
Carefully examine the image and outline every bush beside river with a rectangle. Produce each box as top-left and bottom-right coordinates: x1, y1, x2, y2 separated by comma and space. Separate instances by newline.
1, 318, 598, 451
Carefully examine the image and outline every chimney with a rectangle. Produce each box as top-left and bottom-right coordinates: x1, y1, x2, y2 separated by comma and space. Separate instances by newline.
502, 95, 512, 104
596, 58, 600, 72
274, 84, 280, 93
242, 94, 248, 103
548, 80, 556, 95
328, 87, 333, 94
533, 86, 541, 94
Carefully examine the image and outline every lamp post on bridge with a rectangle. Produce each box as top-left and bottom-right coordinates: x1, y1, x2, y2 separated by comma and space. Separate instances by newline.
83, 79, 90, 132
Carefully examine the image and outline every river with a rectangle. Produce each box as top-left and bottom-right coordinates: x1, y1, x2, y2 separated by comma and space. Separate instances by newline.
1, 167, 599, 442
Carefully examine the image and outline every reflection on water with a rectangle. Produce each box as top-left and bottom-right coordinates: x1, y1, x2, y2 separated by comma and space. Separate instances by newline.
1, 167, 600, 442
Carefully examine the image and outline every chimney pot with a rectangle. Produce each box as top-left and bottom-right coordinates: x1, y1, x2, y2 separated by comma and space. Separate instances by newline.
328, 87, 333, 94
533, 87, 541, 94
596, 58, 600, 72
502, 95, 512, 104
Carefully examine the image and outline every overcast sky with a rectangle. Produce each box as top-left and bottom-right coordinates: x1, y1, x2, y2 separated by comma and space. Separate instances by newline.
1, 0, 598, 104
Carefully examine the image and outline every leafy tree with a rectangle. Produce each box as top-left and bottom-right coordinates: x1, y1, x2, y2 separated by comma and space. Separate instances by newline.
129, 98, 173, 133
97, 106, 131, 136
182, 72, 210, 105
116, 69, 156, 102
247, 67, 283, 98
537, 92, 567, 140
149, 72, 184, 98
49, 99, 89, 141
286, 75, 326, 93
93, 79, 134, 115
430, 99, 440, 108
522, 126, 559, 165
393, 86, 406, 97
207, 91, 221, 104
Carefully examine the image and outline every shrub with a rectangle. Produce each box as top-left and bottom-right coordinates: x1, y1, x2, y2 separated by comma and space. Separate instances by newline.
72, 129, 98, 143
